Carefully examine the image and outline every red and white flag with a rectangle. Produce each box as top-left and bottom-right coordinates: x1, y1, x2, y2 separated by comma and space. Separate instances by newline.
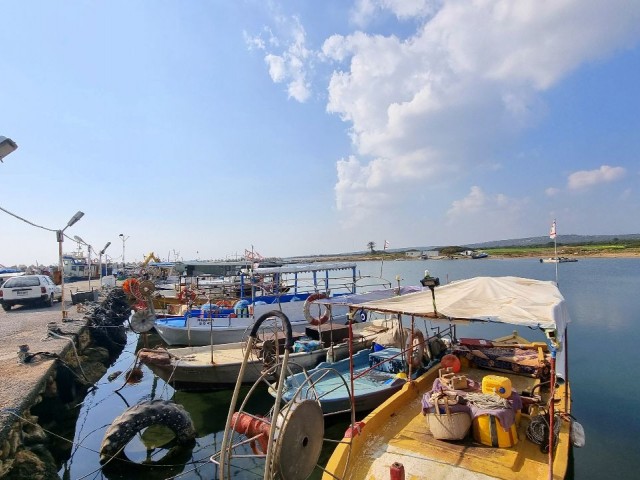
549, 220, 557, 240
384, 240, 390, 250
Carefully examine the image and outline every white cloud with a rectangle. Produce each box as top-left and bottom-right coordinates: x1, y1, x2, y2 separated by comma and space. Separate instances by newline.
447, 186, 489, 216
253, 2, 640, 225
444, 186, 527, 241
248, 16, 312, 102
545, 187, 560, 197
567, 165, 626, 190
323, 1, 640, 221
351, 0, 440, 26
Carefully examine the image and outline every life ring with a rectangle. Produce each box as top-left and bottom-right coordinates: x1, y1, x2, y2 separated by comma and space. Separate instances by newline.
99, 400, 196, 466
303, 293, 330, 326
406, 330, 426, 370
178, 288, 197, 304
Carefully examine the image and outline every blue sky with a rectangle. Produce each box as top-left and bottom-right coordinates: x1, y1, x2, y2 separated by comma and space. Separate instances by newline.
1, 1, 639, 266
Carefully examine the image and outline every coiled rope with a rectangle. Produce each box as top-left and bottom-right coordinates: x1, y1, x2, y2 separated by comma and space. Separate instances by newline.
526, 414, 561, 446
464, 392, 510, 409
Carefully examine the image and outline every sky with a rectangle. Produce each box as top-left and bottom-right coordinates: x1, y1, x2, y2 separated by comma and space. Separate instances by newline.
1, 0, 639, 267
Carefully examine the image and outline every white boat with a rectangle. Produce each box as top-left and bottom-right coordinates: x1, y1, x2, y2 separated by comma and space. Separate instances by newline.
139, 319, 392, 390
540, 256, 578, 263
152, 262, 395, 346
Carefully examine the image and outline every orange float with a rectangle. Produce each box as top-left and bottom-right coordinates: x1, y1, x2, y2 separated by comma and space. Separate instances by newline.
441, 354, 461, 373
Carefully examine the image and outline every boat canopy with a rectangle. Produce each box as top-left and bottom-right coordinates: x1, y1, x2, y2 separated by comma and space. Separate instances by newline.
253, 262, 357, 275
315, 285, 423, 306
349, 276, 570, 333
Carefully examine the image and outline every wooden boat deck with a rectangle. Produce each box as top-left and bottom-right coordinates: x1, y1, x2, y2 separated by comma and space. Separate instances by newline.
329, 365, 571, 480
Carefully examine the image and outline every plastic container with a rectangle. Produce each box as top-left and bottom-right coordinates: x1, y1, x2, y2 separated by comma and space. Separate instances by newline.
472, 414, 518, 447
481, 375, 512, 399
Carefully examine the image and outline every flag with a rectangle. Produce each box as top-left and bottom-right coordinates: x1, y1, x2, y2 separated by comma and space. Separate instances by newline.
384, 240, 389, 250
549, 220, 557, 240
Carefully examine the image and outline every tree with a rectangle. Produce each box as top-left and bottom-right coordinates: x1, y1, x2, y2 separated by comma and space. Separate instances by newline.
367, 241, 376, 253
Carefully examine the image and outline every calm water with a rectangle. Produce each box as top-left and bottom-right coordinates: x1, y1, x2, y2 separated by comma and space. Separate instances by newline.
57, 258, 640, 479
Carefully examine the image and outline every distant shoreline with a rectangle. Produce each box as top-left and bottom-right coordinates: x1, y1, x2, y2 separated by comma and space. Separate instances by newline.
305, 250, 640, 263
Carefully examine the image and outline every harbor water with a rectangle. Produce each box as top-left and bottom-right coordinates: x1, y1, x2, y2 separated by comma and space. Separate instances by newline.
53, 258, 640, 479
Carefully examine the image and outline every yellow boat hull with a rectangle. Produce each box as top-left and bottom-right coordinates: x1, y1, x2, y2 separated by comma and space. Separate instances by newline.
323, 364, 571, 480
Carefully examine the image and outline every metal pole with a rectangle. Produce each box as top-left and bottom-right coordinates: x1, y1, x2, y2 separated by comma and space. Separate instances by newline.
87, 246, 92, 291
57, 231, 67, 319
548, 348, 557, 480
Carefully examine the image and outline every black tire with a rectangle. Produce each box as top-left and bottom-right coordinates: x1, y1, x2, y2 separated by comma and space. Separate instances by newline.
1, 303, 10, 312
99, 400, 196, 465
44, 294, 53, 307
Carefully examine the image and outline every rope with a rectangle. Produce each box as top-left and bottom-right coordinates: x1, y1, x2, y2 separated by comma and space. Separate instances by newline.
526, 414, 561, 446
45, 328, 91, 383
464, 392, 510, 410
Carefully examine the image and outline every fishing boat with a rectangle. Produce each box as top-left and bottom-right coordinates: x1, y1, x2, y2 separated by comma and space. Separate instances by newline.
322, 276, 581, 480
540, 257, 578, 263
275, 346, 412, 414
152, 262, 392, 346
139, 319, 392, 390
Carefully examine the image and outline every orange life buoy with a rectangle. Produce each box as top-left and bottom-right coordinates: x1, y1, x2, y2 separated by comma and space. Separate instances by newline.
406, 330, 426, 370
304, 293, 330, 326
178, 288, 197, 304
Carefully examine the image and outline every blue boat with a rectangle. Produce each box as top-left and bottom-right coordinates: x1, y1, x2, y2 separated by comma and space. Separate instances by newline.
276, 347, 410, 414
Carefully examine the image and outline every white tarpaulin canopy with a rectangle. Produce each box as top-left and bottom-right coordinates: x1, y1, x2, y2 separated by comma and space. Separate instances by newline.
350, 276, 570, 334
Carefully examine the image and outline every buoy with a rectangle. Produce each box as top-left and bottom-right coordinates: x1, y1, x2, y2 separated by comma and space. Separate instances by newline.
441, 354, 461, 373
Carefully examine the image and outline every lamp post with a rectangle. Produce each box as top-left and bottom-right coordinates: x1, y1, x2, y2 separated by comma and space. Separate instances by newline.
119, 234, 129, 277
74, 235, 94, 290
0, 136, 18, 162
57, 211, 84, 319
99, 242, 111, 287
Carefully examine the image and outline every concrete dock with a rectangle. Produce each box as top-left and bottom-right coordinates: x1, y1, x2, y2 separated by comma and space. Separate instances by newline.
0, 280, 102, 475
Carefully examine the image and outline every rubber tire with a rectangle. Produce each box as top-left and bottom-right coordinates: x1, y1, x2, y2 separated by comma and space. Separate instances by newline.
1, 303, 10, 311
100, 400, 196, 465
44, 294, 53, 307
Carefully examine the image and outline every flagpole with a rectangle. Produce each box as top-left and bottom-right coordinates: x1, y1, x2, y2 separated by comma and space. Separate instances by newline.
554, 234, 558, 284
380, 240, 388, 278
551, 220, 558, 285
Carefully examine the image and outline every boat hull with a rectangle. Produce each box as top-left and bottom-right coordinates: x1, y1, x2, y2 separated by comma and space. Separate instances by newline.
279, 348, 407, 414
154, 302, 349, 346
141, 322, 388, 390
323, 363, 572, 479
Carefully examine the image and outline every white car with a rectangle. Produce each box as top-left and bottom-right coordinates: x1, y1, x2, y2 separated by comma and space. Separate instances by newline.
0, 275, 62, 311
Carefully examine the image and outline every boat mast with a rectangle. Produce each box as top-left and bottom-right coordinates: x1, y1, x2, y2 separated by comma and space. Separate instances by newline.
550, 219, 558, 284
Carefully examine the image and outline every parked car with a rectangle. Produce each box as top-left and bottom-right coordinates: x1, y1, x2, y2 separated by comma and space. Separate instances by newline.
0, 275, 62, 311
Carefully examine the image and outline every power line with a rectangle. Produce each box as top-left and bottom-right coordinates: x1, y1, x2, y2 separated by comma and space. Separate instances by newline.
0, 204, 78, 241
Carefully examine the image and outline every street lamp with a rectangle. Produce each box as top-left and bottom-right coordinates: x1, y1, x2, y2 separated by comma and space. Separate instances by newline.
99, 242, 111, 287
57, 211, 84, 319
0, 136, 18, 162
119, 234, 129, 276
73, 235, 94, 290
